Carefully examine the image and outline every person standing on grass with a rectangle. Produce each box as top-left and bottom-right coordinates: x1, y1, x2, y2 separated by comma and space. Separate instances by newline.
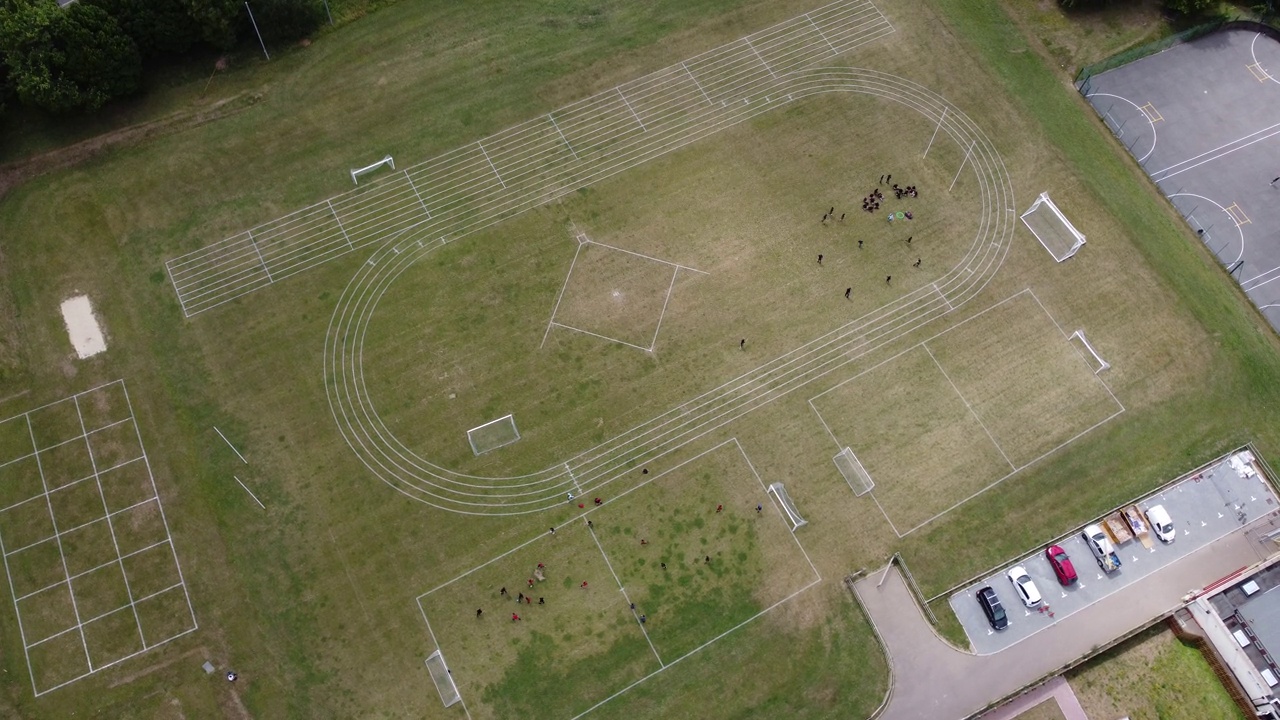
817, 254, 823, 265
477, 608, 483, 618
740, 338, 746, 350
845, 287, 852, 299
886, 275, 892, 284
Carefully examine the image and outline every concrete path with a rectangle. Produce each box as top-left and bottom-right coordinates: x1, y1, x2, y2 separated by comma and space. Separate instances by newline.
856, 514, 1279, 719
976, 676, 1088, 720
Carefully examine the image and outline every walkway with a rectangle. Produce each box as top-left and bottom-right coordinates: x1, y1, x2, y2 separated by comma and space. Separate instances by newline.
976, 676, 1088, 720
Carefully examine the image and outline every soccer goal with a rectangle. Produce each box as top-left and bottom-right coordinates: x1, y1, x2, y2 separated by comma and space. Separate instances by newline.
1069, 330, 1111, 374
767, 482, 807, 531
467, 414, 520, 456
350, 154, 395, 184
833, 447, 874, 496
1021, 192, 1086, 262
425, 650, 461, 707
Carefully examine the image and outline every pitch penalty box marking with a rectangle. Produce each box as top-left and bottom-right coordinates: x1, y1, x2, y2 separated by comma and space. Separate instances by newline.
416, 438, 822, 716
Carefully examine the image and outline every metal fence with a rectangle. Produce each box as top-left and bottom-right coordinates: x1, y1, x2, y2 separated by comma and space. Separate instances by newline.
1074, 18, 1229, 93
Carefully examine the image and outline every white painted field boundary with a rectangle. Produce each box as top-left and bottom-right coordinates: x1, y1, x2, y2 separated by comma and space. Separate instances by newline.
0, 380, 198, 697
325, 67, 1017, 515
807, 289, 1126, 537
166, 0, 894, 316
415, 437, 820, 718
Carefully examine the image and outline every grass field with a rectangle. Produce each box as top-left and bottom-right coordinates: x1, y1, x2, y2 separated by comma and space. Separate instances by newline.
2, 0, 1280, 716
1068, 625, 1245, 720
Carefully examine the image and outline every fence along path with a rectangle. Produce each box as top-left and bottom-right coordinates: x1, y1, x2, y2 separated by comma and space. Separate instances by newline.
165, 0, 894, 316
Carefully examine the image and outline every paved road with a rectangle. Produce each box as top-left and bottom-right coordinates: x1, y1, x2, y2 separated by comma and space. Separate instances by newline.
856, 515, 1280, 720
976, 675, 1086, 720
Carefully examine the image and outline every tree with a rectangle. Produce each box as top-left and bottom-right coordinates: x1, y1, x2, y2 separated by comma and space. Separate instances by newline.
1163, 0, 1217, 16
0, 0, 141, 114
85, 0, 200, 59
249, 0, 324, 45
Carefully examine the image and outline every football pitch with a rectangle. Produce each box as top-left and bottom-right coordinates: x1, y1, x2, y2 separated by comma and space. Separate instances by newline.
3, 0, 1280, 717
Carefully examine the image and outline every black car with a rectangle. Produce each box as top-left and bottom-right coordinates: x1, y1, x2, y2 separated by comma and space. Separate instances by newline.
976, 586, 1008, 631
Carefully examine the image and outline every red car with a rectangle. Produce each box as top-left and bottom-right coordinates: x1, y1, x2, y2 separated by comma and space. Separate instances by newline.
1046, 544, 1078, 586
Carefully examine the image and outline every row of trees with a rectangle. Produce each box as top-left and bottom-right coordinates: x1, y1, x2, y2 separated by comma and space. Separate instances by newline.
0, 0, 325, 115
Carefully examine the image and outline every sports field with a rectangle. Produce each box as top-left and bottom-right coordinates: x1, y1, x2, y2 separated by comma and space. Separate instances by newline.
4, 0, 1280, 717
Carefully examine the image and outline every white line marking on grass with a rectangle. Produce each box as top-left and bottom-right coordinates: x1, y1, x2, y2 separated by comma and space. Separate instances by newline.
245, 230, 274, 283
327, 199, 355, 251
743, 37, 777, 79
569, 577, 821, 720
403, 171, 433, 218
0, 455, 37, 694
616, 87, 646, 131
733, 438, 821, 582
552, 323, 653, 352
869, 491, 904, 538
1027, 288, 1126, 406
73, 395, 147, 651
476, 141, 506, 189
547, 114, 579, 160
23, 414, 93, 670
806, 13, 837, 54
648, 267, 680, 351
948, 140, 975, 192
213, 426, 248, 464
581, 239, 709, 275
806, 399, 843, 449
234, 476, 266, 510
922, 107, 946, 159
682, 62, 713, 105
587, 525, 665, 667
541, 241, 585, 349
415, 601, 474, 720
925, 340, 1011, 470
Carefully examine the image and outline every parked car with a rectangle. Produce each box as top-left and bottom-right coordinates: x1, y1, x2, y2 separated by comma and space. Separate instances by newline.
976, 586, 1008, 631
1045, 544, 1078, 586
1083, 523, 1122, 573
1006, 566, 1042, 607
1145, 504, 1176, 544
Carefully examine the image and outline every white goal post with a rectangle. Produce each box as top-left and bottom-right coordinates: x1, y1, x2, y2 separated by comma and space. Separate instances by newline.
467, 414, 520, 456
767, 482, 807, 531
1069, 330, 1111, 374
425, 650, 461, 707
350, 154, 395, 184
1021, 191, 1086, 262
833, 447, 874, 496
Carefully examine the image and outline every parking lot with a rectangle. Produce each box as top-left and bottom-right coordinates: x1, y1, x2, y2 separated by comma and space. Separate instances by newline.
949, 451, 1279, 654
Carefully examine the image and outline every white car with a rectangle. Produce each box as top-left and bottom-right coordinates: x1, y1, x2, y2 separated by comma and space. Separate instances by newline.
1146, 504, 1176, 543
1006, 566, 1042, 607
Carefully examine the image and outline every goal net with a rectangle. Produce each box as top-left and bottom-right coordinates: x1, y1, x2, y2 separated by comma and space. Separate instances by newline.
1069, 330, 1111, 374
425, 650, 461, 707
1021, 192, 1086, 262
467, 414, 520, 456
767, 482, 807, 531
833, 447, 874, 496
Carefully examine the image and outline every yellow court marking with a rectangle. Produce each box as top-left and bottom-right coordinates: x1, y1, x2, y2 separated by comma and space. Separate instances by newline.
1226, 203, 1251, 227
1140, 102, 1163, 123
1248, 63, 1272, 82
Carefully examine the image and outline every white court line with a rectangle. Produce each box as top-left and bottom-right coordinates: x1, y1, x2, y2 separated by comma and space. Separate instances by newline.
922, 343, 1015, 470
1242, 265, 1280, 291
1151, 125, 1280, 182
1086, 93, 1158, 163
213, 426, 248, 464
1169, 193, 1246, 267
587, 525, 665, 667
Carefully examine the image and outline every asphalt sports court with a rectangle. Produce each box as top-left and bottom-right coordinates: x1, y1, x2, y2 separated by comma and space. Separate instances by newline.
1083, 28, 1280, 331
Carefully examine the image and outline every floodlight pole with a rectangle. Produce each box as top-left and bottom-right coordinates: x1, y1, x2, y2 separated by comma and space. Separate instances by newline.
245, 2, 270, 61
322, 0, 333, 25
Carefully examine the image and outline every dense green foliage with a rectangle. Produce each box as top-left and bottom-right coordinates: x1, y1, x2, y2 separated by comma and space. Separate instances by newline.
0, 0, 140, 113
0, 0, 324, 117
